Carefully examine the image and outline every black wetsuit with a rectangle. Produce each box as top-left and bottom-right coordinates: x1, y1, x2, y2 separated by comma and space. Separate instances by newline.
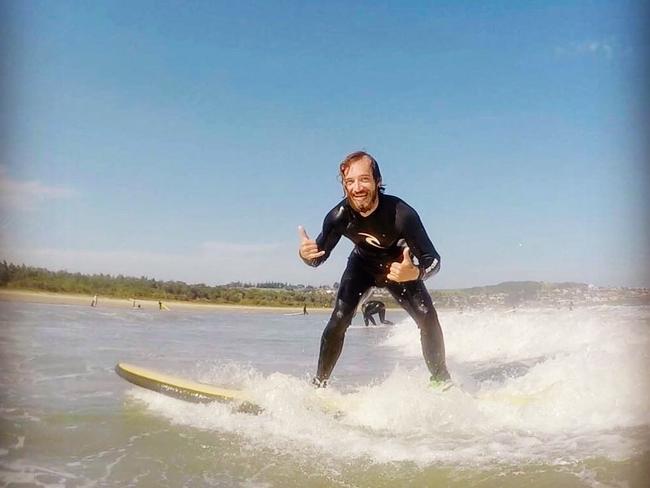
362, 300, 393, 326
302, 193, 449, 384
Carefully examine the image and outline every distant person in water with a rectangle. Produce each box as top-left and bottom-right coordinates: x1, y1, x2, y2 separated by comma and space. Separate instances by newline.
91, 295, 98, 307
303, 304, 308, 315
361, 300, 393, 326
298, 151, 450, 387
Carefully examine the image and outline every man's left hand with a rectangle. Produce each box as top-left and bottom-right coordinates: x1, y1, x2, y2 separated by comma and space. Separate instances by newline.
387, 247, 420, 282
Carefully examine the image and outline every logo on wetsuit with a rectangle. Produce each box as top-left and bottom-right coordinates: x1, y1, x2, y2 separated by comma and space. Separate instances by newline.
358, 232, 386, 249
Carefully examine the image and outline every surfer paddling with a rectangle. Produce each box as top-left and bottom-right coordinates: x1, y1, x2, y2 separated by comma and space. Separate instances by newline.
298, 151, 451, 388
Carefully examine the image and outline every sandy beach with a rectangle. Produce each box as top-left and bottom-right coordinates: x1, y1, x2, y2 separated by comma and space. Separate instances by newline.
0, 289, 329, 313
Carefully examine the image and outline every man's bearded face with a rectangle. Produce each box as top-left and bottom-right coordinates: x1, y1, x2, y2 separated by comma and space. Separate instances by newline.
343, 157, 379, 214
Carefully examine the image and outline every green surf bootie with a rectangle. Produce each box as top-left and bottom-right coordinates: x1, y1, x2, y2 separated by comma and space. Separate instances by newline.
429, 376, 454, 392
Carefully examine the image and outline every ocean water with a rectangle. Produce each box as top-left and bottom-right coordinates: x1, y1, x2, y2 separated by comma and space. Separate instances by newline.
0, 301, 648, 487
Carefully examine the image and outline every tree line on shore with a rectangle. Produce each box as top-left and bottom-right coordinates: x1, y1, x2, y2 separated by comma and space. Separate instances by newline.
1, 261, 604, 309
0, 262, 336, 308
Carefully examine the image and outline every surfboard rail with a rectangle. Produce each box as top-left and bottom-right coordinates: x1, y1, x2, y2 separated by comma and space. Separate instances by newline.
115, 362, 262, 414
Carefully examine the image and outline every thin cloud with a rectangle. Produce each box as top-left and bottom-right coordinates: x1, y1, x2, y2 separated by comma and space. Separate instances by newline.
199, 241, 284, 255
0, 240, 328, 286
555, 39, 615, 60
0, 166, 76, 211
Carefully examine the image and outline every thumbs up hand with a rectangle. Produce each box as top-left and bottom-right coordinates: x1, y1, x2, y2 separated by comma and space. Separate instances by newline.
298, 226, 325, 261
387, 246, 420, 282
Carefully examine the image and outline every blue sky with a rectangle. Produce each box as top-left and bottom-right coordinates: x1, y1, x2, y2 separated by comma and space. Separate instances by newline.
1, 1, 648, 288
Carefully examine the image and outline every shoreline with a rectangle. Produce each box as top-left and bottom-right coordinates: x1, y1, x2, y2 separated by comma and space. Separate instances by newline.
0, 289, 331, 313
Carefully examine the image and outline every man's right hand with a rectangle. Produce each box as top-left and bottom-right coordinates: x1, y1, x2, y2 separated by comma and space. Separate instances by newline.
298, 226, 325, 260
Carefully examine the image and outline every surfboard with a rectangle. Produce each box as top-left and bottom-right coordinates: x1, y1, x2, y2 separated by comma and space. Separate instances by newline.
115, 362, 262, 414
475, 382, 560, 406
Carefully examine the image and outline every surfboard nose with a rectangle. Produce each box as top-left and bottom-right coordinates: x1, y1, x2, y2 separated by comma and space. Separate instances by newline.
114, 362, 263, 414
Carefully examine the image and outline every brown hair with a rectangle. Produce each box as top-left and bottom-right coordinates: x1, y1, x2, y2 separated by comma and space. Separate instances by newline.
339, 151, 385, 193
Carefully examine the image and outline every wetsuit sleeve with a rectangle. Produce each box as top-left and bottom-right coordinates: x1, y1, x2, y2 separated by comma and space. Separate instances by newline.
399, 203, 441, 281
300, 204, 346, 267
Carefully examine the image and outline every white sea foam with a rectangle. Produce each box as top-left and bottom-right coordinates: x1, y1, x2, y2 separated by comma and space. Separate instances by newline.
0, 460, 79, 488
130, 305, 650, 467
128, 310, 650, 465
4, 300, 645, 484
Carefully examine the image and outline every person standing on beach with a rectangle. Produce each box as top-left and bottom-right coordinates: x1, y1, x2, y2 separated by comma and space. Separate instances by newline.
298, 151, 450, 387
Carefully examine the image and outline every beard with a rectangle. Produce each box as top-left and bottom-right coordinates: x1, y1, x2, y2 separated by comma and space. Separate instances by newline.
346, 185, 379, 214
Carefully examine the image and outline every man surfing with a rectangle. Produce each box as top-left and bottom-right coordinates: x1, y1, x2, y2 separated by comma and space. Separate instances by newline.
362, 300, 394, 326
298, 151, 451, 388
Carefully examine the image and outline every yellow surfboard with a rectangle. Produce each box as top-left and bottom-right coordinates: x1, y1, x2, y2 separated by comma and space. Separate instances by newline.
115, 362, 261, 414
